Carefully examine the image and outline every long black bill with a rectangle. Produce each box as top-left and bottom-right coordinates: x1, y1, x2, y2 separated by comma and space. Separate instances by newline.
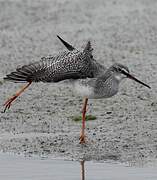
124, 72, 151, 89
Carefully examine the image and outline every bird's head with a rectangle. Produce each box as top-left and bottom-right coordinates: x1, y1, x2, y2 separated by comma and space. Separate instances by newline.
111, 63, 151, 89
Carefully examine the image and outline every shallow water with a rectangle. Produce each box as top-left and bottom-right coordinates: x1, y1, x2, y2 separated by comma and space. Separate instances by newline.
0, 153, 157, 180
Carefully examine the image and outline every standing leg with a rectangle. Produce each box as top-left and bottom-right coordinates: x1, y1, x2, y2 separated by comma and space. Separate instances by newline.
79, 97, 88, 144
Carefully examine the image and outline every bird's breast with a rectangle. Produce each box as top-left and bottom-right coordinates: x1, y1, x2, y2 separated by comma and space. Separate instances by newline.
93, 76, 119, 99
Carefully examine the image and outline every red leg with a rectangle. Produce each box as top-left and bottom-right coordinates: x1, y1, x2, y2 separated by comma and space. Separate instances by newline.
79, 97, 88, 144
3, 81, 32, 112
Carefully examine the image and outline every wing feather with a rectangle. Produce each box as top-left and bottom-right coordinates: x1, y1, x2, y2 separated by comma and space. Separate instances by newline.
4, 50, 94, 83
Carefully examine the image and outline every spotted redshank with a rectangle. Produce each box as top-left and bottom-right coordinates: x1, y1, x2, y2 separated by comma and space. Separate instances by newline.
3, 36, 150, 144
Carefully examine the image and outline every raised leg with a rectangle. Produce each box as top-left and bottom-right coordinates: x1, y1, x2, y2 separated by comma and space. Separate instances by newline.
79, 97, 88, 144
3, 81, 32, 112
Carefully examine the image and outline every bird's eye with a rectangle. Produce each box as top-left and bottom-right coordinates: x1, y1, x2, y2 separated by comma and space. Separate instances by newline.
90, 55, 93, 58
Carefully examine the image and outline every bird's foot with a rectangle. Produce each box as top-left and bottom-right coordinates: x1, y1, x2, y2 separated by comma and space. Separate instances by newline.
3, 95, 17, 112
3, 81, 32, 113
79, 134, 86, 144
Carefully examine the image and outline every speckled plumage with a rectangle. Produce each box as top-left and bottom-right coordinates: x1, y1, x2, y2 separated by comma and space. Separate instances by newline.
3, 37, 150, 144
4, 36, 150, 101
57, 35, 106, 78
73, 63, 126, 99
73, 62, 150, 100
4, 41, 104, 83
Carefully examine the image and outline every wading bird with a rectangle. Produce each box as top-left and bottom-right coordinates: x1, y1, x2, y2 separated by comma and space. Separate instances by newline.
3, 36, 150, 143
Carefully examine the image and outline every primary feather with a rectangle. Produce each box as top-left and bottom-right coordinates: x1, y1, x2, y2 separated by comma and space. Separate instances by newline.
4, 37, 106, 83
4, 50, 94, 83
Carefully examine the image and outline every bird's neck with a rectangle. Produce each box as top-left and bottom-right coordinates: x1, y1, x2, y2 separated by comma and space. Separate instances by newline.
114, 73, 125, 82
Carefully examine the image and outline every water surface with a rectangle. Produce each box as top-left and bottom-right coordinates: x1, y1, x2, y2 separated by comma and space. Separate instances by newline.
0, 153, 157, 180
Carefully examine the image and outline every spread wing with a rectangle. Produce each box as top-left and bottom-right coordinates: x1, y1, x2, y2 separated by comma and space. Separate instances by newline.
4, 50, 94, 83
57, 35, 106, 77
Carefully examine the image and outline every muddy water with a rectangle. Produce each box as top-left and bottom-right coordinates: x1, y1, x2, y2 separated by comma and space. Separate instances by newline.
0, 153, 157, 180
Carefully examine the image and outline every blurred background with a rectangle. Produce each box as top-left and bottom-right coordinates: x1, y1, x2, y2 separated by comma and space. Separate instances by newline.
0, 0, 157, 163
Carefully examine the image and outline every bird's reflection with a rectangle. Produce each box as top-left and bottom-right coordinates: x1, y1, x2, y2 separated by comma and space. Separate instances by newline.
80, 160, 85, 180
